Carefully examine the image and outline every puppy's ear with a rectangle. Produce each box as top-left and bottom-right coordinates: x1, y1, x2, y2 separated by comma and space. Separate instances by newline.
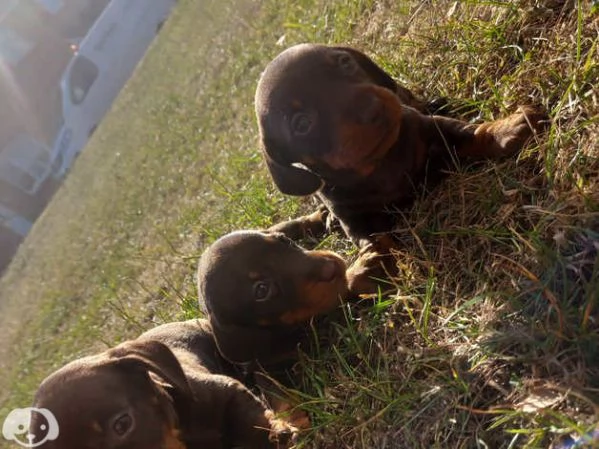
109, 340, 192, 398
263, 150, 322, 196
333, 46, 398, 92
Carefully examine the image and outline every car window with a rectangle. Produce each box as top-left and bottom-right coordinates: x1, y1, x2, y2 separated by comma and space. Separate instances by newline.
68, 55, 98, 105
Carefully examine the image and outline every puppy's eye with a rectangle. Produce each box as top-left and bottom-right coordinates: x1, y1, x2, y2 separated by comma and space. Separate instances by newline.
337, 53, 356, 75
253, 281, 275, 302
112, 413, 133, 437
291, 113, 313, 136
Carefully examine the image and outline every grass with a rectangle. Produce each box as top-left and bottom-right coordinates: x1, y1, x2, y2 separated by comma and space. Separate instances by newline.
1, 0, 598, 448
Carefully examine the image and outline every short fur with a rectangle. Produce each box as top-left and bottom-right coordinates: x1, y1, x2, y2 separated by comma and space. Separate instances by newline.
197, 230, 349, 366
255, 43, 547, 244
32, 320, 297, 449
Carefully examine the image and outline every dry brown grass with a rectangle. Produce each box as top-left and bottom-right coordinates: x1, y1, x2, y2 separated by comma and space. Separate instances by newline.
0, 1, 597, 448
282, 1, 599, 448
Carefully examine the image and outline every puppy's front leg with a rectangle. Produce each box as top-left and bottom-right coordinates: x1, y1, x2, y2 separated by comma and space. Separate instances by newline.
253, 371, 311, 432
346, 234, 398, 298
267, 205, 331, 241
204, 374, 298, 448
427, 105, 547, 160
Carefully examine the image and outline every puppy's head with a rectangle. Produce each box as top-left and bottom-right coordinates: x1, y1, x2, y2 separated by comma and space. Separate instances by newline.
197, 230, 348, 364
255, 43, 404, 196
32, 340, 191, 449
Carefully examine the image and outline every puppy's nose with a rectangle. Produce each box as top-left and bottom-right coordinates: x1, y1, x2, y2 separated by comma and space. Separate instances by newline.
319, 259, 339, 282
355, 91, 384, 125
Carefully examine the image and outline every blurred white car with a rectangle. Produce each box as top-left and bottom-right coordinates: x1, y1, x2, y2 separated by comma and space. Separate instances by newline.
52, 0, 176, 177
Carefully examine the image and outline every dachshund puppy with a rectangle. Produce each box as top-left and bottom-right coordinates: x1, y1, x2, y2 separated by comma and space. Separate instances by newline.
31, 320, 297, 449
255, 43, 546, 245
197, 230, 349, 367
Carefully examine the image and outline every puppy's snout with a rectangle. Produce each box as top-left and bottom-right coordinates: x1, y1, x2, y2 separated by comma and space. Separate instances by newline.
355, 91, 384, 125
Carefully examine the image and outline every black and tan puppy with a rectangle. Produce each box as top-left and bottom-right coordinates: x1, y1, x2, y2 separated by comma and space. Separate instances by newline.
255, 43, 546, 245
197, 230, 349, 367
31, 320, 297, 449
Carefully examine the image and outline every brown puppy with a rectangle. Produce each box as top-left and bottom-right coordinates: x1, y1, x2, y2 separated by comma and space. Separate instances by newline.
197, 230, 348, 366
255, 43, 546, 245
31, 320, 297, 449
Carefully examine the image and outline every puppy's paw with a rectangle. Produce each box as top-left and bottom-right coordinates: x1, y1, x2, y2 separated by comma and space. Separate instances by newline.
267, 205, 329, 241
475, 105, 548, 157
347, 235, 397, 297
305, 204, 329, 227
268, 399, 311, 431
288, 409, 310, 431
265, 410, 300, 448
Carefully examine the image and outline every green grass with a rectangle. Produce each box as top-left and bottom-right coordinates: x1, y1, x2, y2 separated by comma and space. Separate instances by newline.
1, 0, 598, 448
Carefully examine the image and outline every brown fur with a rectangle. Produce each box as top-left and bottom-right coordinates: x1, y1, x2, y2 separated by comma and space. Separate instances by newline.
197, 230, 348, 366
255, 43, 547, 245
196, 230, 365, 430
32, 320, 298, 449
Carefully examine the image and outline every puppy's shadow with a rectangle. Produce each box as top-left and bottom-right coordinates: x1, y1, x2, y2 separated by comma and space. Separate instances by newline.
478, 223, 599, 443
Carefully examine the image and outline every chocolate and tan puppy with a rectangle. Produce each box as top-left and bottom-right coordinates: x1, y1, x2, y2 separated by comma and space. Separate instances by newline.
256, 43, 546, 245
32, 320, 298, 449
